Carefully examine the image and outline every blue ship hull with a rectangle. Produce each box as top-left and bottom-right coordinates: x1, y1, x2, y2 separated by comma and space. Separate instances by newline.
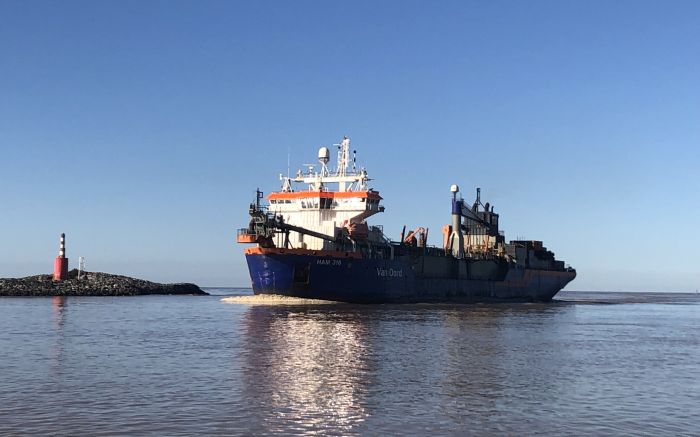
245, 251, 576, 304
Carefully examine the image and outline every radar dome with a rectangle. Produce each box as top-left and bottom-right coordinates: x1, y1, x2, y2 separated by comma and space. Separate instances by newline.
318, 147, 330, 164
450, 184, 459, 193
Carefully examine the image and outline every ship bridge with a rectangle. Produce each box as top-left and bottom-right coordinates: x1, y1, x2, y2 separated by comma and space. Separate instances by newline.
260, 137, 386, 250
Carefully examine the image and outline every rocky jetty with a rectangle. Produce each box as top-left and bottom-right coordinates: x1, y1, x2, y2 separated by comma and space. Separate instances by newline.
0, 270, 208, 297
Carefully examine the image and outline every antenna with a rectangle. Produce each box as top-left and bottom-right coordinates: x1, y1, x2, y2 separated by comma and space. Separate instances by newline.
450, 184, 459, 200
302, 163, 315, 174
77, 256, 86, 279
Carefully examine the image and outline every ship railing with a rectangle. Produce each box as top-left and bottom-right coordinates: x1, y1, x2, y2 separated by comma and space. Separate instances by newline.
248, 202, 267, 214
236, 227, 259, 244
237, 228, 257, 237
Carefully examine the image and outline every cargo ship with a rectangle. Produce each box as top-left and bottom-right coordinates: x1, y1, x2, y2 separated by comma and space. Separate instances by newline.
237, 136, 575, 303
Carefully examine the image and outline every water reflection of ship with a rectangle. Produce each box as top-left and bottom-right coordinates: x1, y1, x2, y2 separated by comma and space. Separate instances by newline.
240, 305, 373, 434
235, 301, 576, 433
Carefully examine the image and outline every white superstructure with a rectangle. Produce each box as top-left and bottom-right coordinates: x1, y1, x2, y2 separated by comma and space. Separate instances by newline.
267, 136, 385, 250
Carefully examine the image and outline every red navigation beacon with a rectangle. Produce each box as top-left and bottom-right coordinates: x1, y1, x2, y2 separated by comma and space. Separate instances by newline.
53, 233, 69, 281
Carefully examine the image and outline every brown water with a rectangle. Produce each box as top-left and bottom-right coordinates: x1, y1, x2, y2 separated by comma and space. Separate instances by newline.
1, 291, 698, 435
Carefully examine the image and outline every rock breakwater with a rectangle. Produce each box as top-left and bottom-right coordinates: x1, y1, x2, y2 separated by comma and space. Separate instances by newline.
0, 270, 207, 297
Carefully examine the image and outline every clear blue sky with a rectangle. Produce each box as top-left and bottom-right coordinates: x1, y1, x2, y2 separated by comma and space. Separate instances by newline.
1, 1, 698, 291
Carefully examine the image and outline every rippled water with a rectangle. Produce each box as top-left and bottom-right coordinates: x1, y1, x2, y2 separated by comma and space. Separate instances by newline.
1, 290, 698, 435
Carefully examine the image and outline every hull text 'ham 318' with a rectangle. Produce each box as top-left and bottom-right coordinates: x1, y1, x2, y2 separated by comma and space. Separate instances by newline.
236, 136, 576, 303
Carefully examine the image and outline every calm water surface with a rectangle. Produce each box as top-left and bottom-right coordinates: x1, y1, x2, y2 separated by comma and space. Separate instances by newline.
1, 290, 698, 436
